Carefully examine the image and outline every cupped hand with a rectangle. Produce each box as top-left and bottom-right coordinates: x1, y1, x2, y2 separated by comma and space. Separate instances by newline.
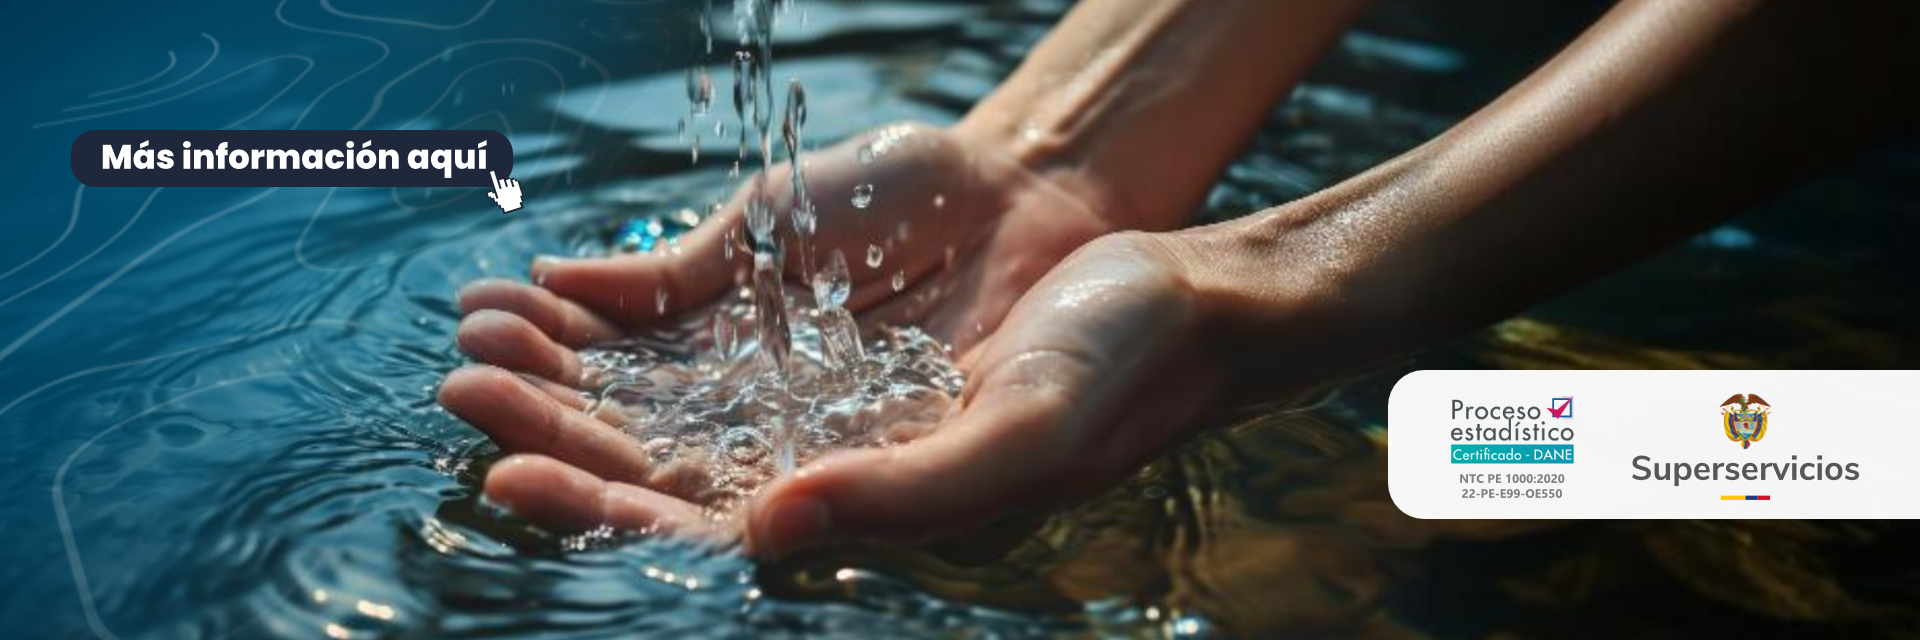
438, 121, 1165, 544
745, 231, 1238, 554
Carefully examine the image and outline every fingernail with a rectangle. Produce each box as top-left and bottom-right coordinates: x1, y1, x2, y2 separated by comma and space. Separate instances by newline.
530, 255, 567, 284
755, 496, 831, 556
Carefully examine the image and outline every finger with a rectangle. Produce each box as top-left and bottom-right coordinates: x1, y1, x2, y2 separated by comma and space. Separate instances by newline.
745, 345, 1188, 557
531, 208, 744, 325
439, 365, 652, 484
486, 454, 725, 540
455, 310, 585, 386
490, 170, 501, 189
459, 278, 623, 347
520, 373, 591, 410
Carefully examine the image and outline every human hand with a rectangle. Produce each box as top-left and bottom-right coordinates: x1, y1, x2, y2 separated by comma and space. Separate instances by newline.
446, 230, 1262, 554
438, 121, 1162, 541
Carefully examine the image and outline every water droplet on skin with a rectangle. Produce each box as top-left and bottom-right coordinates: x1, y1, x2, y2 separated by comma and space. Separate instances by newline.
851, 184, 874, 209
932, 194, 945, 208
866, 244, 883, 269
655, 288, 670, 314
856, 146, 874, 164
675, 208, 701, 227
891, 271, 906, 292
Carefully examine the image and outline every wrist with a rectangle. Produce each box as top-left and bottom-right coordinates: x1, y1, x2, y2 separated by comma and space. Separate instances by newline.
1154, 157, 1440, 398
952, 110, 1173, 234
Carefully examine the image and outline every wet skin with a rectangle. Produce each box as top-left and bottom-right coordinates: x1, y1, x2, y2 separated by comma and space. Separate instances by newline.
440, 0, 1917, 555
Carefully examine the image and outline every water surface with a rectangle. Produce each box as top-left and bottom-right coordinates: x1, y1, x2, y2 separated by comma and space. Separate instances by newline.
3, 0, 1918, 638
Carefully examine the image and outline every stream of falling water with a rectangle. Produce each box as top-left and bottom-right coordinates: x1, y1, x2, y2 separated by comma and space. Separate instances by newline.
578, 0, 963, 516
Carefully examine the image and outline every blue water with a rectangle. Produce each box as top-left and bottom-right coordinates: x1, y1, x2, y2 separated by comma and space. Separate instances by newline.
5, 1, 1918, 639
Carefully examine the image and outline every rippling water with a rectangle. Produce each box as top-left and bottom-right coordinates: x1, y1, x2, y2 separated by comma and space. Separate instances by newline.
5, 0, 1919, 638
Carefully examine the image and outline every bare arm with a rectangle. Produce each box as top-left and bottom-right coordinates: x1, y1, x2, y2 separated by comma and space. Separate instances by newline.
1174, 0, 1920, 397
960, 0, 1375, 230
745, 0, 1919, 555
446, 0, 1379, 548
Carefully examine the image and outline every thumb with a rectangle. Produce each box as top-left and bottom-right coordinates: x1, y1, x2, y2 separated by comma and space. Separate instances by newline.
744, 361, 1100, 556
487, 191, 498, 200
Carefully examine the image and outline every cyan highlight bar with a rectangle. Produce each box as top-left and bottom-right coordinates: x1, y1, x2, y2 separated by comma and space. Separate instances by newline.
1449, 444, 1575, 464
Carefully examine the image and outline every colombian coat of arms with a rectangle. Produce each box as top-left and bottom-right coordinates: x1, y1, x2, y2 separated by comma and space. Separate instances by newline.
1720, 393, 1770, 449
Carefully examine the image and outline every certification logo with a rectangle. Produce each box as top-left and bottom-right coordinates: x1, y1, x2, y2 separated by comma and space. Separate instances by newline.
1720, 393, 1771, 449
1549, 397, 1573, 418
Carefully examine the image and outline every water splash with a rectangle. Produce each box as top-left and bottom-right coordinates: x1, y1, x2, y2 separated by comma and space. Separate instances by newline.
811, 249, 851, 309
579, 0, 963, 508
577, 300, 960, 510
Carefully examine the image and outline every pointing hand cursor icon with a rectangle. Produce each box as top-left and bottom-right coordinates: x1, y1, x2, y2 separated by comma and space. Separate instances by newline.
487, 171, 523, 214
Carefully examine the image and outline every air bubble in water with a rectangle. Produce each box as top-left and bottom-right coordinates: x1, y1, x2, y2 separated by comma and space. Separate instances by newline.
851, 184, 874, 209
891, 271, 906, 292
866, 244, 883, 269
717, 427, 768, 464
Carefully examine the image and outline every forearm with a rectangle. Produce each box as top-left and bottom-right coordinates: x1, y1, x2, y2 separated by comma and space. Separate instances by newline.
958, 0, 1373, 230
1174, 0, 1918, 394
